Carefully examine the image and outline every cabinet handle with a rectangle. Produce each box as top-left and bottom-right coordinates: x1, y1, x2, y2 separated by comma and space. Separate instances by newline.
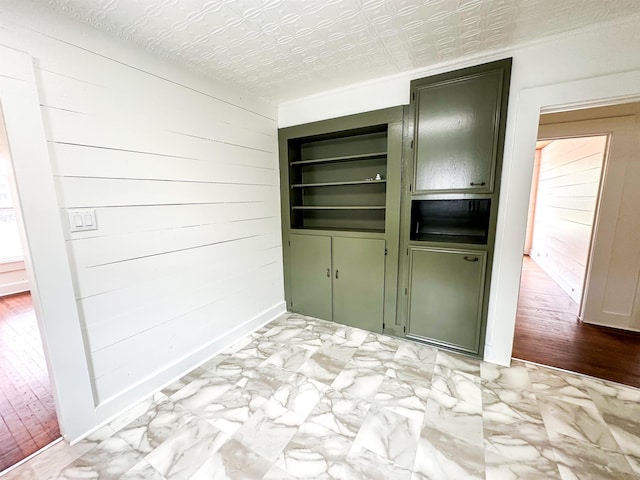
464, 256, 479, 262
470, 181, 486, 187
335, 269, 339, 279
326, 268, 330, 278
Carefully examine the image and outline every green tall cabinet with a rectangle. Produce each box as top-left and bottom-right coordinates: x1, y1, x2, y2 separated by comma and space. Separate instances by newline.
280, 107, 403, 333
400, 58, 512, 356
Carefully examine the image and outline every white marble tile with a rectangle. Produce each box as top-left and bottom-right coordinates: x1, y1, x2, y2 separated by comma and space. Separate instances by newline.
188, 437, 273, 480
275, 422, 352, 479
330, 365, 385, 401
232, 399, 305, 462
298, 352, 349, 386
307, 388, 372, 438
198, 384, 266, 436
374, 376, 429, 422
424, 388, 484, 447
272, 372, 329, 419
354, 405, 421, 469
480, 361, 532, 391
413, 427, 485, 480
120, 459, 166, 480
435, 350, 481, 376
144, 418, 228, 480
484, 450, 561, 480
261, 344, 316, 373
339, 443, 412, 480
538, 396, 620, 451
430, 365, 482, 413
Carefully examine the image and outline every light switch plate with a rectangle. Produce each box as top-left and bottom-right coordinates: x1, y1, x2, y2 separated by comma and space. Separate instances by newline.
67, 208, 98, 232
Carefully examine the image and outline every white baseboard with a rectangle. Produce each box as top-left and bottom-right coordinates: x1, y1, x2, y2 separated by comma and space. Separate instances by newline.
73, 301, 286, 444
0, 280, 29, 297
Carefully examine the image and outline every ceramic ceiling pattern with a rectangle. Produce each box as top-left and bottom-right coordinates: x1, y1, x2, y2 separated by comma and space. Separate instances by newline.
40, 0, 640, 101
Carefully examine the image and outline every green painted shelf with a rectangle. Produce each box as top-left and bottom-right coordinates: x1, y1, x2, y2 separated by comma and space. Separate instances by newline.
290, 151, 387, 166
291, 179, 386, 188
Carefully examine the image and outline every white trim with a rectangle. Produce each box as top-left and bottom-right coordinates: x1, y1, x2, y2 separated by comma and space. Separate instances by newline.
483, 70, 640, 366
0, 45, 97, 440
0, 280, 29, 297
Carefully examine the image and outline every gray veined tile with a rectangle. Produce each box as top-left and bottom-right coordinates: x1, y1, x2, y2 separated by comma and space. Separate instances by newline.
329, 326, 369, 348
120, 459, 167, 480
330, 365, 385, 402
261, 343, 316, 373
484, 450, 561, 480
298, 352, 349, 386
275, 422, 352, 479
188, 438, 273, 480
414, 427, 485, 480
483, 426, 556, 466
262, 464, 299, 479
262, 325, 306, 342
552, 433, 637, 480
110, 392, 169, 433
538, 396, 621, 452
316, 341, 358, 363
234, 363, 293, 400
480, 361, 532, 391
116, 395, 195, 455
435, 350, 481, 376
385, 356, 434, 387
625, 454, 640, 475
54, 436, 143, 480
272, 372, 329, 419
198, 384, 267, 436
393, 340, 438, 365
232, 398, 305, 463
374, 376, 430, 422
424, 388, 484, 447
482, 382, 545, 428
339, 443, 412, 480
353, 404, 421, 470
358, 332, 403, 359
144, 417, 228, 480
306, 388, 372, 438
161, 367, 209, 398
526, 363, 592, 407
171, 375, 236, 414
430, 364, 482, 412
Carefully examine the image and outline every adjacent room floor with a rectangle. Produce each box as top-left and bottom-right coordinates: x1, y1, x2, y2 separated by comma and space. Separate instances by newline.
0, 292, 60, 472
3, 312, 639, 479
513, 255, 640, 389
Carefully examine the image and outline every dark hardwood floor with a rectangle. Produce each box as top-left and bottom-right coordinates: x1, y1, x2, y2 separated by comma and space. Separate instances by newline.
513, 255, 640, 389
0, 292, 60, 473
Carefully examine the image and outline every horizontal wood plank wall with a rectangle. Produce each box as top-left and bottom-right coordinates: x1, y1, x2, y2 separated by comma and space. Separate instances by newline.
529, 136, 606, 303
1, 3, 283, 407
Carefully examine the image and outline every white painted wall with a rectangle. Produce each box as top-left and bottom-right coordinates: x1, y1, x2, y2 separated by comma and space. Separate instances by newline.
279, 16, 640, 364
529, 136, 606, 304
0, 0, 284, 438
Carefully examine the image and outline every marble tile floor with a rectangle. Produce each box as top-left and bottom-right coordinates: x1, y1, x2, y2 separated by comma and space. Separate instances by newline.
2, 313, 640, 480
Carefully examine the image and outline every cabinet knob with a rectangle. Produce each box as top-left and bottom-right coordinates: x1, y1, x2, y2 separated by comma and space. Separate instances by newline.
335, 269, 339, 279
464, 256, 479, 262
326, 268, 330, 278
470, 181, 486, 187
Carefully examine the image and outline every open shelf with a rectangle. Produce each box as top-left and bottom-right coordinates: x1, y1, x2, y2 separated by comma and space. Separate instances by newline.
292, 179, 386, 188
293, 205, 386, 210
290, 151, 387, 166
410, 199, 491, 245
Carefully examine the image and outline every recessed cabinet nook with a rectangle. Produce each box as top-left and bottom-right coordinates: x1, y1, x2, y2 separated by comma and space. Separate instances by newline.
279, 58, 512, 358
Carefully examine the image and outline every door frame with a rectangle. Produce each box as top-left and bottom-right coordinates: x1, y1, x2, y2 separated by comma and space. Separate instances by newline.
0, 46, 96, 440
484, 69, 640, 366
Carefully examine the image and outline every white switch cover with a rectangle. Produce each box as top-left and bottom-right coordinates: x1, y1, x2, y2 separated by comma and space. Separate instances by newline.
68, 209, 98, 232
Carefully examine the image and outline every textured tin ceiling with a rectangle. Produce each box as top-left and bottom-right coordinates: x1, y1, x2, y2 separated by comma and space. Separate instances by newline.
38, 0, 640, 102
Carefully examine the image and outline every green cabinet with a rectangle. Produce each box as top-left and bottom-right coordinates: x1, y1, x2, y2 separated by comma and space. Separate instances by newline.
289, 234, 385, 332
332, 236, 385, 332
408, 247, 487, 354
412, 69, 505, 193
280, 107, 403, 335
290, 234, 332, 321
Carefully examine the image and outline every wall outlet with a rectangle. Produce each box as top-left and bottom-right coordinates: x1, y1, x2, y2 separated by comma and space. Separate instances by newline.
67, 209, 98, 232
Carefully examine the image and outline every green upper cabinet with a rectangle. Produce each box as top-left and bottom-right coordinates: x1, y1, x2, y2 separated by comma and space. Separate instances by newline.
411, 59, 511, 194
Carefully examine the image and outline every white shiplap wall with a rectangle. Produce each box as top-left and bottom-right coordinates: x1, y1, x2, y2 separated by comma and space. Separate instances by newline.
529, 136, 607, 303
0, 1, 284, 415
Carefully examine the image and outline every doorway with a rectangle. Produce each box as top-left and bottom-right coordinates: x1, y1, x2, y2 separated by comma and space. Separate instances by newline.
512, 104, 640, 388
0, 123, 60, 472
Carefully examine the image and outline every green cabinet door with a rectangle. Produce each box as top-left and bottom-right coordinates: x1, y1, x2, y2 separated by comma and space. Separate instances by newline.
289, 234, 332, 321
408, 247, 486, 354
413, 69, 503, 193
332, 237, 385, 333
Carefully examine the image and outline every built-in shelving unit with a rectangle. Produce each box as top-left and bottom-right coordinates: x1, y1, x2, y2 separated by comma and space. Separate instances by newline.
287, 126, 389, 232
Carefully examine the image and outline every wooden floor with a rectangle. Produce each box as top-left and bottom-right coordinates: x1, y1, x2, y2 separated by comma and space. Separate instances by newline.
513, 255, 640, 389
0, 292, 59, 473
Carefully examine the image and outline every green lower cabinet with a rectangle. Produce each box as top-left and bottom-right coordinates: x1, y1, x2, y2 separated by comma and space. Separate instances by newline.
332, 237, 385, 332
407, 247, 487, 354
289, 234, 332, 320
288, 234, 385, 332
